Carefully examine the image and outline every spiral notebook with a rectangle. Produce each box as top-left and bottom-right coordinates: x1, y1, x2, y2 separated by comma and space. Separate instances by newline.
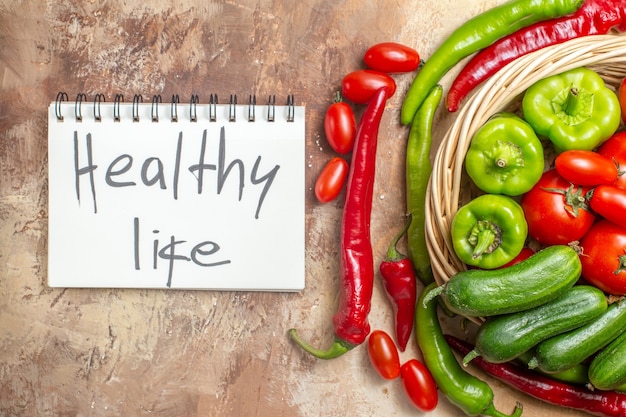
47, 93, 306, 291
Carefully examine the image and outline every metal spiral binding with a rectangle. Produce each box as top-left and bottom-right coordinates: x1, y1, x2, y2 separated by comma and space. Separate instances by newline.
190, 94, 199, 122
93, 94, 105, 122
55, 91, 68, 121
171, 94, 179, 122
54, 92, 296, 123
229, 95, 237, 122
132, 94, 143, 122
151, 95, 162, 122
267, 95, 275, 122
113, 94, 124, 122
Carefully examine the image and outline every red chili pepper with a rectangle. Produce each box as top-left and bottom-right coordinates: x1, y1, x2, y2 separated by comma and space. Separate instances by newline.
289, 87, 388, 359
378, 216, 417, 352
445, 334, 626, 417
446, 0, 626, 112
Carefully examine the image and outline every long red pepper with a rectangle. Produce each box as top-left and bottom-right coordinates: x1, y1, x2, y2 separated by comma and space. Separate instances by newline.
445, 334, 626, 417
289, 87, 388, 359
446, 0, 626, 112
379, 216, 417, 352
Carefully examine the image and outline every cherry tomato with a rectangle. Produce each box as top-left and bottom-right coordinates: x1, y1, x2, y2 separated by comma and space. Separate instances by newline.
500, 247, 535, 268
314, 157, 348, 203
400, 359, 438, 412
597, 131, 626, 189
580, 219, 626, 295
520, 169, 595, 245
341, 69, 396, 105
619, 77, 626, 124
367, 330, 401, 380
363, 42, 420, 74
324, 99, 356, 155
555, 149, 618, 186
590, 184, 626, 229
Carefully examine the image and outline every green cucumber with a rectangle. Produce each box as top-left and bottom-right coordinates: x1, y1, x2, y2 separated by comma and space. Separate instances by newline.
429, 245, 581, 317
464, 285, 607, 364
589, 324, 626, 390
529, 299, 626, 374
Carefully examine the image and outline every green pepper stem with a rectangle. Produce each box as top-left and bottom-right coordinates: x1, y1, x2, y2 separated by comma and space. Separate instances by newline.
385, 214, 412, 262
482, 401, 524, 417
563, 87, 582, 116
288, 329, 354, 359
468, 220, 502, 259
462, 348, 481, 366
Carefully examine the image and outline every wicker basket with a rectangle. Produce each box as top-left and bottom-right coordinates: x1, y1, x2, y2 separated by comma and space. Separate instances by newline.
425, 34, 626, 287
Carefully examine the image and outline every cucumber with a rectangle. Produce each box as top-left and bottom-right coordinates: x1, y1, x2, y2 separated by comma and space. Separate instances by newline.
530, 299, 626, 374
464, 285, 607, 364
430, 245, 581, 317
589, 324, 626, 390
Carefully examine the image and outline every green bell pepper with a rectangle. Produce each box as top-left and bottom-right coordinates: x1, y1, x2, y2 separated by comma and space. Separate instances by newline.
451, 194, 528, 269
522, 67, 620, 152
465, 113, 544, 196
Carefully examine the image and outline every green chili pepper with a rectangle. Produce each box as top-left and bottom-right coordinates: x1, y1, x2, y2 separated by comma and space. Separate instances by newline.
416, 282, 524, 417
451, 194, 527, 269
400, 0, 585, 125
522, 67, 621, 152
406, 85, 442, 285
465, 113, 544, 196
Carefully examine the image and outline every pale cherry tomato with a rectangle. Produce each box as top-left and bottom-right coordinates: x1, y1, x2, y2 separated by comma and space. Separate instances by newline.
400, 359, 438, 412
363, 42, 420, 73
367, 329, 401, 380
314, 157, 348, 203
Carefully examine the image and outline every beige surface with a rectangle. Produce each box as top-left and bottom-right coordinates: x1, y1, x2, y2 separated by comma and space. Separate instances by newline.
0, 1, 592, 416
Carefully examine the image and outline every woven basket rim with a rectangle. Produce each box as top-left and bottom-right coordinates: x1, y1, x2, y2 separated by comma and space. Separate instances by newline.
426, 33, 626, 288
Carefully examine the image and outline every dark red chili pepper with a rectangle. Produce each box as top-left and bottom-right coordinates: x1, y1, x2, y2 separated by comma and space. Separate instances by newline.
445, 334, 626, 417
446, 0, 626, 112
378, 216, 417, 352
289, 87, 388, 359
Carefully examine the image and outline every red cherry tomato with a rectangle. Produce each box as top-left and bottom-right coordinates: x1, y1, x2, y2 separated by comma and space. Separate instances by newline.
520, 169, 595, 246
400, 359, 438, 412
555, 149, 618, 186
341, 70, 396, 104
324, 99, 356, 155
619, 78, 626, 124
580, 219, 626, 295
314, 157, 348, 203
363, 42, 420, 73
597, 131, 626, 189
590, 184, 626, 229
367, 330, 401, 380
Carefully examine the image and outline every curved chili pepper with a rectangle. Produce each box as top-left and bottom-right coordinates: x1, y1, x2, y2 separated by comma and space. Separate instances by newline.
400, 0, 584, 124
446, 334, 626, 417
379, 216, 417, 352
289, 87, 388, 359
446, 0, 626, 112
416, 283, 524, 417
406, 85, 441, 285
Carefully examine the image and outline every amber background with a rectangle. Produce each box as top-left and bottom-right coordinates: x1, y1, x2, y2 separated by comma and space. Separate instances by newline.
1, 1, 589, 416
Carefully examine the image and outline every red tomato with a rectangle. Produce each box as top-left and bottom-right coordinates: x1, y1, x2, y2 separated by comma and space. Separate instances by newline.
314, 157, 348, 203
500, 247, 535, 268
363, 42, 420, 73
400, 359, 438, 412
597, 131, 626, 189
619, 78, 626, 124
341, 70, 396, 104
324, 100, 356, 155
367, 330, 401, 380
580, 219, 626, 295
555, 150, 618, 186
520, 169, 596, 245
590, 184, 626, 229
